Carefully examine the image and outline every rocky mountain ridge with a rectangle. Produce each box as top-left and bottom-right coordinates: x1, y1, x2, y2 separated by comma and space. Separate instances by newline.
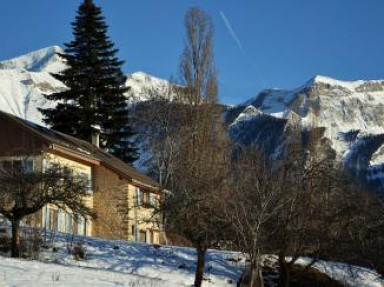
230, 75, 384, 187
1, 46, 384, 187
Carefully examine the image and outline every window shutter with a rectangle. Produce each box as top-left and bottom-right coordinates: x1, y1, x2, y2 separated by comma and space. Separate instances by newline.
42, 159, 51, 173
44, 206, 50, 230
134, 224, 139, 242
66, 213, 72, 233
150, 193, 157, 207
146, 229, 151, 244
136, 188, 142, 206
57, 209, 63, 232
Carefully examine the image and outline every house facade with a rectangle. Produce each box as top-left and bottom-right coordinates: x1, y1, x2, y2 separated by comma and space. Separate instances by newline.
0, 111, 163, 244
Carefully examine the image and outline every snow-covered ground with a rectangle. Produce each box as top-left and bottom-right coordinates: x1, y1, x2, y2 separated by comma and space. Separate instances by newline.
0, 230, 383, 287
297, 257, 384, 287
0, 231, 244, 287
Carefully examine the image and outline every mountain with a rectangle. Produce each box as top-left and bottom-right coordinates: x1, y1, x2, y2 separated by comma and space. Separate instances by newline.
0, 46, 67, 125
1, 46, 384, 186
0, 46, 174, 125
126, 71, 175, 102
0, 46, 65, 73
229, 75, 384, 187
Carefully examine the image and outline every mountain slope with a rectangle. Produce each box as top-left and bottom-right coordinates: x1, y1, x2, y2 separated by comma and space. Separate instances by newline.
230, 75, 384, 186
0, 46, 66, 73
126, 71, 175, 102
0, 46, 173, 125
1, 47, 384, 186
0, 46, 67, 124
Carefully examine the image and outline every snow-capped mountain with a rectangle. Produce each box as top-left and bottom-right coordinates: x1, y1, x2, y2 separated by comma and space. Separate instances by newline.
229, 75, 384, 186
126, 71, 175, 102
1, 46, 384, 186
0, 46, 67, 125
0, 46, 65, 73
0, 46, 174, 124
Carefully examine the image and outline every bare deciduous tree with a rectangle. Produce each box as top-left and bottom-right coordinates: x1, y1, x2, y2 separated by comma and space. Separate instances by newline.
134, 81, 181, 188
221, 148, 273, 287
0, 159, 95, 257
159, 7, 231, 287
264, 129, 342, 287
180, 7, 217, 105
327, 185, 384, 275
224, 127, 354, 287
162, 101, 230, 287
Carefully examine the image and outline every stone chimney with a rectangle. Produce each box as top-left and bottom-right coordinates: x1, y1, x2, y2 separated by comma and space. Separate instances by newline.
91, 133, 100, 148
91, 125, 101, 148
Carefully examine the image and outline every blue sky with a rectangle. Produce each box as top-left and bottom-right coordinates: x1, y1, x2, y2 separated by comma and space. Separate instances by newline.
0, 0, 384, 105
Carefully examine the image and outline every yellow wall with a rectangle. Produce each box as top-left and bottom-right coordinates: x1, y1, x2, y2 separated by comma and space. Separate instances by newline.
43, 153, 92, 177
41, 153, 93, 236
127, 184, 161, 244
0, 153, 163, 243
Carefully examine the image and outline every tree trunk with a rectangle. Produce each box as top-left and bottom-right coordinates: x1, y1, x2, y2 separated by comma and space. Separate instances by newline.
11, 219, 21, 258
194, 246, 207, 287
248, 258, 264, 287
279, 254, 291, 287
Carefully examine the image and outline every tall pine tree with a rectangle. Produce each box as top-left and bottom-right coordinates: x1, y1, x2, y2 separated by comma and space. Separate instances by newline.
41, 0, 138, 164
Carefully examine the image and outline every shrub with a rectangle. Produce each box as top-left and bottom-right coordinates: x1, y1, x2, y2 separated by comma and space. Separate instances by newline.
72, 242, 86, 260
0, 228, 10, 253
20, 228, 42, 259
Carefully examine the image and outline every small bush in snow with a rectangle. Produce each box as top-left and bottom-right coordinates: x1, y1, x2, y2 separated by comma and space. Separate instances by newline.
0, 228, 10, 253
72, 243, 86, 260
152, 244, 161, 249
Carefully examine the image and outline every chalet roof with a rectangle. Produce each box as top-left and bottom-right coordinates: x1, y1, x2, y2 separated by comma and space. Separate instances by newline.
0, 110, 160, 189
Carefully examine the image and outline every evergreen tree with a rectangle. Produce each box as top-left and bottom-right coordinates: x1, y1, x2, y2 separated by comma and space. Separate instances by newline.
40, 0, 138, 164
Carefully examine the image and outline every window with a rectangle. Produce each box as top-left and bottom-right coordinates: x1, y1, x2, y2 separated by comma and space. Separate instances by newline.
143, 192, 150, 207
135, 187, 157, 208
150, 193, 158, 208
72, 214, 87, 236
23, 160, 34, 173
0, 159, 34, 174
134, 227, 153, 244
79, 171, 92, 193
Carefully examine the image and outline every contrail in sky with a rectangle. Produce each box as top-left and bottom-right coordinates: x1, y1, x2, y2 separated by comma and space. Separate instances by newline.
219, 11, 245, 55
219, 11, 266, 84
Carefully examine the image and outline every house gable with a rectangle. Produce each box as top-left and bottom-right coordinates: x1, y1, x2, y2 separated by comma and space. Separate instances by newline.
0, 112, 50, 156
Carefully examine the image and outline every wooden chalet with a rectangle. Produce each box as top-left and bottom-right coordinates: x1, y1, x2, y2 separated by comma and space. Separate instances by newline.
0, 110, 163, 244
